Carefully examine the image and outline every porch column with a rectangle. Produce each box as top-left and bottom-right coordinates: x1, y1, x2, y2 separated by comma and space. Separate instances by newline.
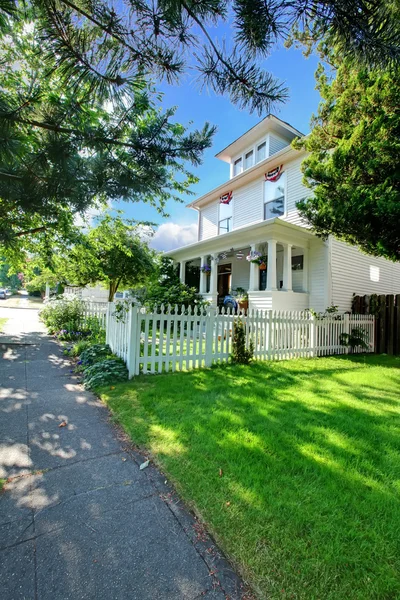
282, 243, 293, 291
302, 247, 309, 292
266, 239, 277, 291
248, 243, 259, 291
199, 255, 208, 294
210, 254, 218, 297
179, 260, 186, 284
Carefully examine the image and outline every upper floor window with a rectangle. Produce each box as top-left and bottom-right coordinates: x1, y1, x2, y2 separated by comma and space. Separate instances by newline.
264, 172, 286, 220
245, 150, 254, 169
233, 157, 243, 176
257, 141, 266, 162
219, 198, 233, 234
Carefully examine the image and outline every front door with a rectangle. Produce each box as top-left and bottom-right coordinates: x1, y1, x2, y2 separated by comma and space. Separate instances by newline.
217, 264, 232, 304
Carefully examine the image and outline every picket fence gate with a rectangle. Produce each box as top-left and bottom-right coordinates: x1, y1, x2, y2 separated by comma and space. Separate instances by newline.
105, 303, 375, 379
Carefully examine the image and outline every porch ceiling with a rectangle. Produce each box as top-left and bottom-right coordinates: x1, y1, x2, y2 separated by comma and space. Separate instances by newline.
165, 218, 315, 261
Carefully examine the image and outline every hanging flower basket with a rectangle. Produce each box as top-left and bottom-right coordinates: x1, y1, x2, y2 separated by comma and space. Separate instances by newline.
200, 265, 211, 274
259, 262, 267, 270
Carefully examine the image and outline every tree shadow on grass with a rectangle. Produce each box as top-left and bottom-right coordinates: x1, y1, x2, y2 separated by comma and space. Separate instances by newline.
104, 355, 400, 600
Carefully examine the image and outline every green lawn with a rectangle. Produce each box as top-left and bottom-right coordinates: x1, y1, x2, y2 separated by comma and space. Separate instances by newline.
0, 317, 8, 332
100, 355, 400, 600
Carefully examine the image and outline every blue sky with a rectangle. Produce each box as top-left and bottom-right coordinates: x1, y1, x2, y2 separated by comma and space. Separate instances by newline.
117, 42, 321, 250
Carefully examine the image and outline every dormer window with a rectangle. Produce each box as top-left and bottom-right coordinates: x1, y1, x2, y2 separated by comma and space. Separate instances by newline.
245, 150, 254, 169
257, 141, 266, 162
233, 157, 243, 176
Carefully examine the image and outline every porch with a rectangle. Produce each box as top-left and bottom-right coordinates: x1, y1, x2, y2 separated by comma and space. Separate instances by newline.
170, 220, 313, 312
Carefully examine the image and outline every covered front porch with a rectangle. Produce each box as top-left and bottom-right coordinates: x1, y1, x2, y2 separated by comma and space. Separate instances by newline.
167, 219, 314, 312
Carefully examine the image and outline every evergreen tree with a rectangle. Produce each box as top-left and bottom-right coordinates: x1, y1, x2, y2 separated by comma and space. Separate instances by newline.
296, 62, 400, 261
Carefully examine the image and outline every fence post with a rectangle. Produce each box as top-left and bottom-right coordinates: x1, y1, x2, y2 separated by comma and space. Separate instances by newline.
126, 305, 139, 379
267, 310, 273, 360
205, 307, 215, 367
105, 303, 112, 346
344, 313, 350, 354
310, 315, 316, 357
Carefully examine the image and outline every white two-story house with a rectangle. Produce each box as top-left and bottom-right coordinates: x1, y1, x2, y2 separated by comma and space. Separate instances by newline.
166, 115, 400, 312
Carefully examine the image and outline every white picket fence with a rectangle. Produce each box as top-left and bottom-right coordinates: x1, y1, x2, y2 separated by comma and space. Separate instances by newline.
105, 303, 375, 378
81, 301, 108, 330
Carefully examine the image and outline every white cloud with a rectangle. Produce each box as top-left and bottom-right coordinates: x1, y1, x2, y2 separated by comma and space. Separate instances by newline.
151, 222, 198, 252
74, 201, 113, 229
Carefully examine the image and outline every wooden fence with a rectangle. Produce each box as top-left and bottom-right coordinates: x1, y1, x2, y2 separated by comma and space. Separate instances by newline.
106, 303, 375, 378
81, 301, 108, 330
352, 294, 400, 354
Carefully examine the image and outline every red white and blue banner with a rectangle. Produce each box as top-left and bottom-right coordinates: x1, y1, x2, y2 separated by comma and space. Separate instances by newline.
265, 165, 283, 182
220, 191, 233, 204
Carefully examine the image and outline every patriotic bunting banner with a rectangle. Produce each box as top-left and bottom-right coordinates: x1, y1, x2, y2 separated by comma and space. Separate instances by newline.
220, 191, 233, 204
265, 165, 283, 182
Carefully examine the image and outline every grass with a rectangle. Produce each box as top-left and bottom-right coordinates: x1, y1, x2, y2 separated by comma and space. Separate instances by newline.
100, 355, 400, 600
0, 478, 6, 492
0, 317, 8, 332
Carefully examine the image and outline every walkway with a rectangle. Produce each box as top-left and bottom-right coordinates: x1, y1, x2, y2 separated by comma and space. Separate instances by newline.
0, 307, 243, 600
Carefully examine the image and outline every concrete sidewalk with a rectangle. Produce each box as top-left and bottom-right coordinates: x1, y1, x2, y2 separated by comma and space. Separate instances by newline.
0, 308, 244, 600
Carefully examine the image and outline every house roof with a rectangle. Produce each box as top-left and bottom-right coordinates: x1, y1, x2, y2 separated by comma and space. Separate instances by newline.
187, 143, 305, 210
164, 218, 315, 261
215, 115, 305, 164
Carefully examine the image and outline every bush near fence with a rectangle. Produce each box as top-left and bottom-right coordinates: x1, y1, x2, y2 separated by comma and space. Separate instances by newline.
105, 303, 375, 378
352, 294, 400, 355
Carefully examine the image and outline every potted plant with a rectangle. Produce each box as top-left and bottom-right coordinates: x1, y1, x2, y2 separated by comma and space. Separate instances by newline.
200, 264, 211, 274
235, 287, 249, 311
246, 250, 267, 269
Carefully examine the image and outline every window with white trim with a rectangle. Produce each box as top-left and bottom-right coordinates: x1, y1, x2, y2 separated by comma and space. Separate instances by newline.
245, 150, 254, 169
257, 141, 266, 162
219, 200, 233, 234
264, 172, 286, 220
233, 157, 243, 176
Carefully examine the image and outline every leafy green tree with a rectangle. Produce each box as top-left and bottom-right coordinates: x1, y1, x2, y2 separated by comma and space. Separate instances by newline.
0, 11, 214, 252
141, 256, 204, 309
296, 62, 400, 261
0, 259, 23, 290
59, 215, 156, 301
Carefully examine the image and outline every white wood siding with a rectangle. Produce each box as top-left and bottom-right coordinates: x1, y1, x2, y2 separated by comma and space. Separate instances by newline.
232, 179, 263, 229
199, 202, 218, 240
308, 240, 328, 312
283, 157, 310, 227
269, 134, 289, 156
331, 239, 400, 311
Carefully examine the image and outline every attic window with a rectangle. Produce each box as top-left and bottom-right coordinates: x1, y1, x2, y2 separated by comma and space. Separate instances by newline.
245, 150, 254, 169
233, 157, 243, 176
257, 141, 266, 162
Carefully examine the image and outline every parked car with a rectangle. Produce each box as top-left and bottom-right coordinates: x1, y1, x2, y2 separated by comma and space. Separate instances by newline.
0, 289, 6, 299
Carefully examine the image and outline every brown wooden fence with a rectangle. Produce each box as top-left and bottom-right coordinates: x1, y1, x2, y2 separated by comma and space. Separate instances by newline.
352, 294, 400, 355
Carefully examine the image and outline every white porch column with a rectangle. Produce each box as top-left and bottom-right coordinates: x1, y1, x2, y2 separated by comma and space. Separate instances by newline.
282, 243, 293, 291
302, 247, 309, 292
248, 243, 260, 291
266, 239, 277, 291
179, 260, 186, 284
199, 255, 208, 294
209, 254, 218, 297
45, 282, 50, 300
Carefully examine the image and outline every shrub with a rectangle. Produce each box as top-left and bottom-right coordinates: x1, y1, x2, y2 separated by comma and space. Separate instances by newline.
339, 326, 369, 352
69, 340, 93, 357
82, 358, 128, 389
40, 295, 85, 333
79, 344, 112, 366
231, 319, 254, 365
55, 328, 91, 341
